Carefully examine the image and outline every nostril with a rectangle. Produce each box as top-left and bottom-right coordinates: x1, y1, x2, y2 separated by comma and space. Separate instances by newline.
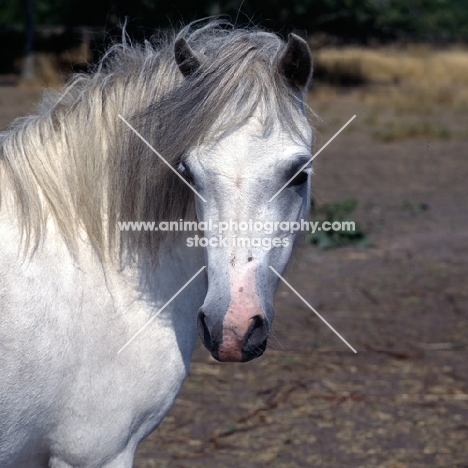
251, 315, 264, 332
197, 311, 212, 350
244, 314, 265, 348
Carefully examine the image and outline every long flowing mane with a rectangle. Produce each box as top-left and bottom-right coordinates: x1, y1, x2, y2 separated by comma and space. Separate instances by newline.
0, 20, 310, 261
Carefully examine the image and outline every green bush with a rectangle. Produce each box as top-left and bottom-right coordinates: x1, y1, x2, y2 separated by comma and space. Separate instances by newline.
307, 199, 368, 249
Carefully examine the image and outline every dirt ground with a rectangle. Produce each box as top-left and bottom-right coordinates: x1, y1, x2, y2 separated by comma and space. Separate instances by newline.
1, 80, 467, 467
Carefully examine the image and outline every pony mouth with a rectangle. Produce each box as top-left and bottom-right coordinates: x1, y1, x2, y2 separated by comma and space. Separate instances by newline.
241, 338, 268, 362
209, 338, 268, 363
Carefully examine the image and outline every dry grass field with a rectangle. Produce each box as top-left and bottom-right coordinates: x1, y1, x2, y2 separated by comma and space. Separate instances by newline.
312, 45, 468, 139
1, 45, 467, 467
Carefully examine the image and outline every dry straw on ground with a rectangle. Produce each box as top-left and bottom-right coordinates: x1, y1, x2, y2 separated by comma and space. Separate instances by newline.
314, 46, 468, 111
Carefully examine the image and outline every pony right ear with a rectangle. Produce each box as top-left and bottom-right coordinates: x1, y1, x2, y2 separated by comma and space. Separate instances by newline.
174, 38, 204, 77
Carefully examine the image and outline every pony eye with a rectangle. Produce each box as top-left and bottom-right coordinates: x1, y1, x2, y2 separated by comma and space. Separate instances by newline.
179, 162, 194, 185
288, 171, 308, 187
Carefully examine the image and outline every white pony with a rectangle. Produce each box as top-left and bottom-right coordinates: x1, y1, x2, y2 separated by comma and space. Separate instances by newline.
0, 21, 313, 467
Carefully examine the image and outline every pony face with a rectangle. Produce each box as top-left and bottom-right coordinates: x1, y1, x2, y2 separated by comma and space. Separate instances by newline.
180, 106, 312, 362
173, 32, 314, 363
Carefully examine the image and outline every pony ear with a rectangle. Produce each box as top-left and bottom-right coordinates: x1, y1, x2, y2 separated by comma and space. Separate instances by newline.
174, 38, 204, 77
277, 33, 313, 92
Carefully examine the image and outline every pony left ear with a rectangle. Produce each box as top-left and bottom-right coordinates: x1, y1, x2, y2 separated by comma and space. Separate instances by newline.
277, 33, 313, 92
174, 38, 204, 77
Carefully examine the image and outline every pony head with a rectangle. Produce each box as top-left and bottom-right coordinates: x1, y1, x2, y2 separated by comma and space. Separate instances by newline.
175, 30, 313, 362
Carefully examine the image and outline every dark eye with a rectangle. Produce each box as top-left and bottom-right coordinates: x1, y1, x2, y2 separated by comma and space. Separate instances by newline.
179, 162, 194, 185
288, 171, 308, 187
